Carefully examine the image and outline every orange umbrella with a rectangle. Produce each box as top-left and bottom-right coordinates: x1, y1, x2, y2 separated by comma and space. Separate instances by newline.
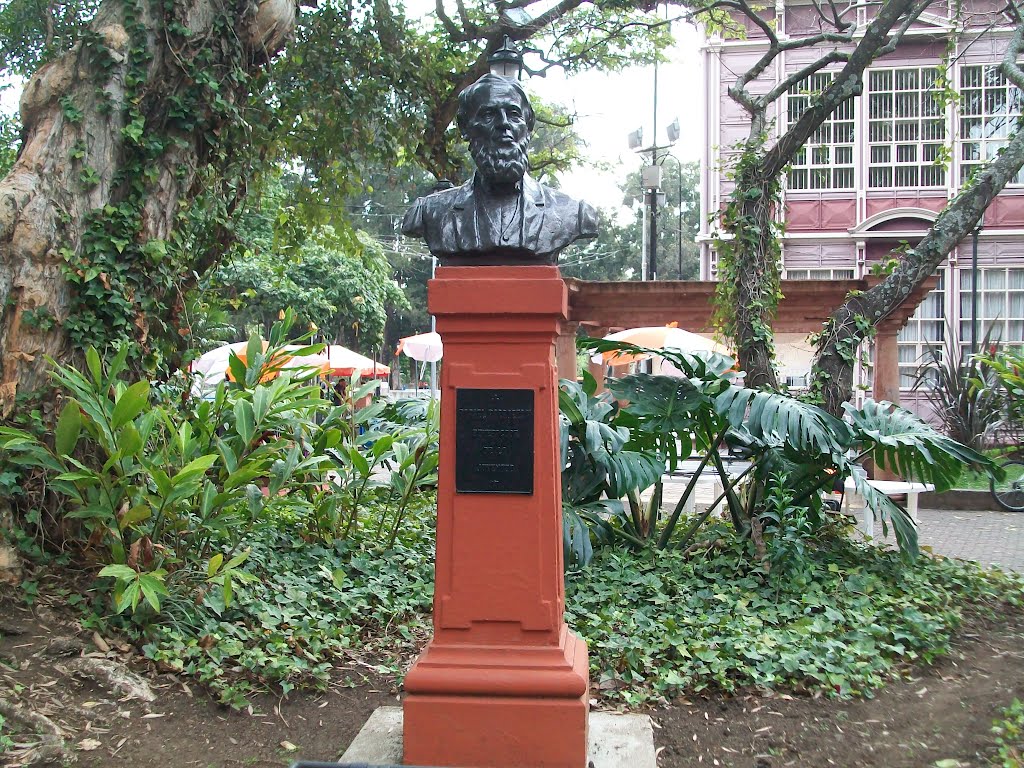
190, 342, 330, 387
592, 326, 727, 366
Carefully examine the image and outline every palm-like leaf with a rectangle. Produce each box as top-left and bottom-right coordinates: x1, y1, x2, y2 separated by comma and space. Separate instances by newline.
716, 387, 851, 457
848, 464, 919, 558
844, 400, 994, 491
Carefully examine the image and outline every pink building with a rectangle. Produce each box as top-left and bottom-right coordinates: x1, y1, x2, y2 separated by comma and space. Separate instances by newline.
698, 0, 1024, 404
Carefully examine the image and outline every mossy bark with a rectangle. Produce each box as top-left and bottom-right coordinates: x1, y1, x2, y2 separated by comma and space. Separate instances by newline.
0, 0, 297, 416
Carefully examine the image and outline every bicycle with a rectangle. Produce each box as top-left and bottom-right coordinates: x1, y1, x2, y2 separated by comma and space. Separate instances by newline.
991, 456, 1024, 512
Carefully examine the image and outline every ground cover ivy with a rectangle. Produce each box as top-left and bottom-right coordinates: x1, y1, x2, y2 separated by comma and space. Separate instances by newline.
136, 498, 436, 707
121, 515, 1024, 710
565, 530, 1024, 706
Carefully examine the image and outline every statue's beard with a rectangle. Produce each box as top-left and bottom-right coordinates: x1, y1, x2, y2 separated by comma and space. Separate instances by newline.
470, 136, 529, 186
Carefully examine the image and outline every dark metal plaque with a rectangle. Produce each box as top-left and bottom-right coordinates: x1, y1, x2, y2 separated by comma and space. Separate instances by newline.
455, 388, 534, 494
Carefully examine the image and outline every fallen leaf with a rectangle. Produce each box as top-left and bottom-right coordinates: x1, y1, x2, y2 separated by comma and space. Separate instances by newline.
280, 741, 298, 752
92, 632, 110, 653
141, 713, 166, 719
78, 739, 102, 751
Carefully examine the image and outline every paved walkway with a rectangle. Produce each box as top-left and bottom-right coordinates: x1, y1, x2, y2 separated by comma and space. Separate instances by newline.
653, 474, 1024, 572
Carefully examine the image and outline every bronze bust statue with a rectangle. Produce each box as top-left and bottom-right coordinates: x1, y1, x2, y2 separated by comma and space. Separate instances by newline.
402, 74, 599, 265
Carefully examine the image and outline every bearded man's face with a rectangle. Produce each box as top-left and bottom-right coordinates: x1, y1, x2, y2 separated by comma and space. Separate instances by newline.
464, 84, 531, 186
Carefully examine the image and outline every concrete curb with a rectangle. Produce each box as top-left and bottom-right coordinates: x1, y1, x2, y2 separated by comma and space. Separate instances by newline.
921, 489, 999, 511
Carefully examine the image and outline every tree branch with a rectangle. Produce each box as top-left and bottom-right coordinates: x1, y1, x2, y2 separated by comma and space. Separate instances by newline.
873, 0, 934, 57
763, 0, 928, 178
434, 0, 465, 41
759, 50, 848, 107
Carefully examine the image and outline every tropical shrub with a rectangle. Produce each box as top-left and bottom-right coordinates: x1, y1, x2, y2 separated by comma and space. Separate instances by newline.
980, 347, 1024, 444
0, 323, 332, 617
558, 377, 662, 566
578, 339, 995, 559
0, 313, 438, 621
913, 322, 1004, 449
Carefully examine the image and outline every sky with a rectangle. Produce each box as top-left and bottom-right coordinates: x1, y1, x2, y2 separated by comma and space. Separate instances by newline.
0, 17, 705, 212
522, 23, 704, 210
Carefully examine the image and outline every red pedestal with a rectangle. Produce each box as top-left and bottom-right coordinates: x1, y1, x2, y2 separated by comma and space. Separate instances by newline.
403, 266, 590, 768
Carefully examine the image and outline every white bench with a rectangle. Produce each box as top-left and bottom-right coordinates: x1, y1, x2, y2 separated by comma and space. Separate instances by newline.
842, 479, 935, 538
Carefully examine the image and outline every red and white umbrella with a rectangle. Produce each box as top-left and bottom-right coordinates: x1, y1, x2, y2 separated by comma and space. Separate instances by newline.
397, 332, 443, 363
326, 345, 389, 378
190, 342, 330, 391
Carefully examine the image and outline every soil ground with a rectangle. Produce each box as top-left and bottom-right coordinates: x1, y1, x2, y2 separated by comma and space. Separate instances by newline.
1, 586, 1022, 768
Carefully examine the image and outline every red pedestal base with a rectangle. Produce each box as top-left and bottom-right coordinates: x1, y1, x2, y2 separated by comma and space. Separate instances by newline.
402, 266, 589, 768
404, 627, 589, 768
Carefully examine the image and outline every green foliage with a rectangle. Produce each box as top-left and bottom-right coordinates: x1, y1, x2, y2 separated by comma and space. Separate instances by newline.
712, 136, 783, 359
980, 347, 1024, 443
991, 698, 1024, 767
138, 506, 437, 707
0, 314, 340, 618
0, 94, 19, 177
200, 174, 410, 351
0, 1, 100, 77
576, 338, 995, 560
913, 327, 1005, 450
566, 535, 1024, 706
559, 377, 664, 565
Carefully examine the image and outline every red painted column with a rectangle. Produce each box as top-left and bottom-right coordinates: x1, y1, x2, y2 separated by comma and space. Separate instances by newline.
873, 327, 901, 481
403, 265, 590, 768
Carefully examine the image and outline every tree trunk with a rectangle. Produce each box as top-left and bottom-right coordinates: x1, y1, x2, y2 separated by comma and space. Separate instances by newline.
714, 151, 782, 390
0, 0, 298, 417
811, 89, 1024, 415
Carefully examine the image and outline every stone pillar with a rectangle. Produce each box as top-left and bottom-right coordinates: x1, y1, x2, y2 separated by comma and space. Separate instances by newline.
555, 321, 580, 385
403, 265, 589, 768
873, 327, 901, 481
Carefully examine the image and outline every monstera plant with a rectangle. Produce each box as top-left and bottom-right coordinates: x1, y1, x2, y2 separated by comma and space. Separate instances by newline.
576, 338, 994, 561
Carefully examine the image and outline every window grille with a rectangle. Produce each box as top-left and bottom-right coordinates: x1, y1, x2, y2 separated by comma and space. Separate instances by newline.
786, 73, 856, 190
959, 65, 1024, 185
958, 267, 1024, 347
784, 268, 856, 279
897, 272, 945, 387
867, 67, 947, 189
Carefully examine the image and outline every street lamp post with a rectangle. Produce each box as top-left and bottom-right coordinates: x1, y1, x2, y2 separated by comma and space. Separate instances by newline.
971, 214, 985, 356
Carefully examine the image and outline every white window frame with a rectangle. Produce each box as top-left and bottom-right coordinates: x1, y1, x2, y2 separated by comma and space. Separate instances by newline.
958, 267, 1024, 348
897, 274, 945, 388
785, 73, 856, 191
784, 268, 857, 279
958, 64, 1024, 186
867, 66, 948, 190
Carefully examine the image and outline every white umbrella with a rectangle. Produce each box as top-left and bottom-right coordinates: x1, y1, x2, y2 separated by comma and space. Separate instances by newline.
189, 341, 329, 395
397, 332, 443, 363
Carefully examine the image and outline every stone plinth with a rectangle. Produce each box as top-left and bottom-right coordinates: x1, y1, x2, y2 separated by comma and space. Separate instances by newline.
402, 266, 589, 768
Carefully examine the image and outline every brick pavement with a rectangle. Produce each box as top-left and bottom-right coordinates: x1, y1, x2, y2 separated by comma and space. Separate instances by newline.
878, 508, 1024, 572
655, 474, 1024, 572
